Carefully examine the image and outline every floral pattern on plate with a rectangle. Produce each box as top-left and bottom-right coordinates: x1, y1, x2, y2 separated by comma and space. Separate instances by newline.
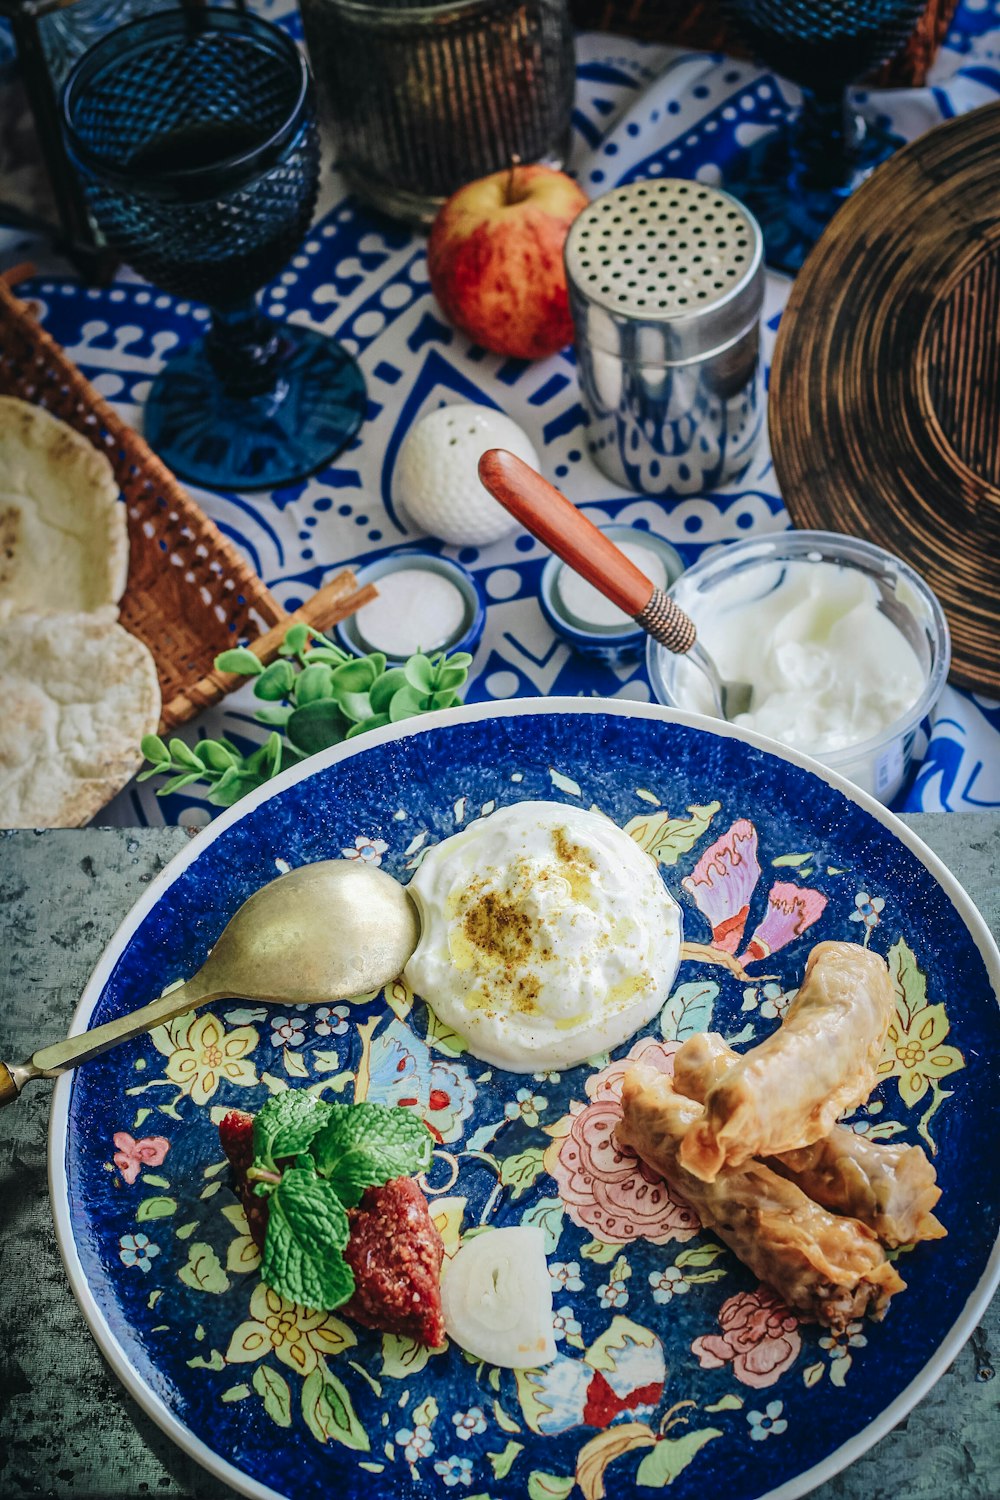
56, 708, 998, 1500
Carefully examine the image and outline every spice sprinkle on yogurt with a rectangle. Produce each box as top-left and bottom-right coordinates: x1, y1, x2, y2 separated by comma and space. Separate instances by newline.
403, 800, 681, 1072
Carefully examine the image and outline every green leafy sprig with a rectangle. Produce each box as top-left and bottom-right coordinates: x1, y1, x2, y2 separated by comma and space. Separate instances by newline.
246, 1093, 433, 1310
139, 622, 472, 807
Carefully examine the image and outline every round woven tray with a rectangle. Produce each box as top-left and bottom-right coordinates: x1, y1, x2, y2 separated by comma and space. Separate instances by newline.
769, 104, 1000, 696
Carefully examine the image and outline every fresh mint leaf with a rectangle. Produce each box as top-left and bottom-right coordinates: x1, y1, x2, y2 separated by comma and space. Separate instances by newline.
252, 1090, 335, 1174
260, 1167, 354, 1310
312, 1102, 433, 1208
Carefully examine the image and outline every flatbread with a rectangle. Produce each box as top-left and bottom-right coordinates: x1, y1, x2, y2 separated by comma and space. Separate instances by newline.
0, 609, 161, 827
0, 396, 128, 621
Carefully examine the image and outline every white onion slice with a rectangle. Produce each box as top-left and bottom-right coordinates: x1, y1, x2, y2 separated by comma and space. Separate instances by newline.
441, 1226, 557, 1369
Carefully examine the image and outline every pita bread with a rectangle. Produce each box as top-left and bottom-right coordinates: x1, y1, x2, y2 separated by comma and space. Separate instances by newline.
0, 608, 161, 827
0, 396, 128, 621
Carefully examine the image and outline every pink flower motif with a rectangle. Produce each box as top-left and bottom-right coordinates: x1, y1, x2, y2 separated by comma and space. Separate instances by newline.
544, 1038, 700, 1246
585, 1033, 678, 1104
682, 819, 761, 954
113, 1132, 170, 1186
738, 882, 828, 964
691, 1286, 801, 1388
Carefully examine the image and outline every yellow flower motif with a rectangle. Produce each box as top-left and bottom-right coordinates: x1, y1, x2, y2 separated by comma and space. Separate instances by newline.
225, 1282, 356, 1375
876, 1001, 964, 1107
430, 1195, 467, 1260
158, 1011, 259, 1106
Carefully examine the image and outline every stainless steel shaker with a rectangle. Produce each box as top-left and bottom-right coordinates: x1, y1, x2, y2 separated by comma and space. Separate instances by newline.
564, 179, 765, 495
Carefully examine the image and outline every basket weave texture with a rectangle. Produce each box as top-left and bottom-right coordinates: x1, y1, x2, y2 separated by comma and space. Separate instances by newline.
569, 0, 958, 88
0, 270, 371, 735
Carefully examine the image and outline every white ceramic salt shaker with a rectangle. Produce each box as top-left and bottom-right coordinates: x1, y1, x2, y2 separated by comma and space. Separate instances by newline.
394, 403, 540, 547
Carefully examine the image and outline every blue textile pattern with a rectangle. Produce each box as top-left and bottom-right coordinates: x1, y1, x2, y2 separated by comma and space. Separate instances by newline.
1, 0, 996, 824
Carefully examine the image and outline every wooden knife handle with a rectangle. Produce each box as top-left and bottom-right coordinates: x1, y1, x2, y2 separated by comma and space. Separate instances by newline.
478, 449, 656, 618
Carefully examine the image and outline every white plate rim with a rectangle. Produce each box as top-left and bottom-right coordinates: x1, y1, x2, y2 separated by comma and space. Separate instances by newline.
47, 698, 1000, 1500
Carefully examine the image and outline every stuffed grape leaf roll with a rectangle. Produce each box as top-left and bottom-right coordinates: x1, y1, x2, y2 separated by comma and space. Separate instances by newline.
678, 941, 895, 1181
618, 1065, 906, 1332
673, 1031, 945, 1248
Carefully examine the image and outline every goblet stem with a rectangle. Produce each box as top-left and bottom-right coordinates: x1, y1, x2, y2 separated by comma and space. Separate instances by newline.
205, 297, 283, 398
789, 88, 855, 193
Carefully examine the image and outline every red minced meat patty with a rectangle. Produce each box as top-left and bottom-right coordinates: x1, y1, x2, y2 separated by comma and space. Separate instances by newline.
218, 1108, 270, 1249
343, 1176, 446, 1346
218, 1109, 445, 1347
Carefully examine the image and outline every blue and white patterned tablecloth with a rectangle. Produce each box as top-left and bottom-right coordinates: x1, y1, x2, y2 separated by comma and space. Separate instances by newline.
2, 0, 999, 825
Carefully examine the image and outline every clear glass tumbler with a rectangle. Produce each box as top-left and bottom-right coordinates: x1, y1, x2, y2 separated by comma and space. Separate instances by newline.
299, 0, 577, 225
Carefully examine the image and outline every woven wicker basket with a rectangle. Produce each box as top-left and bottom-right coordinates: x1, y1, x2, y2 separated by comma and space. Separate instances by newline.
569, 0, 958, 88
0, 268, 374, 735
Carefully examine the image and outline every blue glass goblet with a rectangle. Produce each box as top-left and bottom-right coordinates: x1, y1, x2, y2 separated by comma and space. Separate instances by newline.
720, 0, 928, 273
62, 9, 366, 491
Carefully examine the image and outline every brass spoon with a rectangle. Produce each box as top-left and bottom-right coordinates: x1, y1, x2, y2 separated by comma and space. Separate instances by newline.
0, 860, 419, 1108
478, 449, 754, 720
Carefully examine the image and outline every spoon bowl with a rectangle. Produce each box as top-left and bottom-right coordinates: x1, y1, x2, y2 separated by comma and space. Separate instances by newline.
202, 859, 419, 1005
0, 859, 419, 1106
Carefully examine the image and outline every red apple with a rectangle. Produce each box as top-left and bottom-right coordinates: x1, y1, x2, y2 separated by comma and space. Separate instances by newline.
428, 164, 588, 361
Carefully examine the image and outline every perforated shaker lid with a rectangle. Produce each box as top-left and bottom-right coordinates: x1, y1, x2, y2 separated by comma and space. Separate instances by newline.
564, 179, 765, 363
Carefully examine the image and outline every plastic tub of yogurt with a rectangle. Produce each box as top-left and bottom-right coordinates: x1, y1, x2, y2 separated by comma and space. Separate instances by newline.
646, 531, 950, 804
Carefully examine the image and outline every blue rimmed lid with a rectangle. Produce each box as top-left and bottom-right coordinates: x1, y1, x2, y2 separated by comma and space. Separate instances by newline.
540, 525, 685, 659
334, 549, 485, 663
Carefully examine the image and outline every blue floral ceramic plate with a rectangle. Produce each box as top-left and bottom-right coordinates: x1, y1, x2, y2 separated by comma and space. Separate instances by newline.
50, 702, 1000, 1500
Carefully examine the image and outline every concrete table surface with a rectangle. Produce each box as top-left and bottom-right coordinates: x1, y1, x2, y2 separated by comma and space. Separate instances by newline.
0, 815, 997, 1499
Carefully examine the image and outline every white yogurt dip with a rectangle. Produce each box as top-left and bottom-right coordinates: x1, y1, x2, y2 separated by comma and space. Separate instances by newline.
404, 800, 681, 1072
675, 559, 925, 755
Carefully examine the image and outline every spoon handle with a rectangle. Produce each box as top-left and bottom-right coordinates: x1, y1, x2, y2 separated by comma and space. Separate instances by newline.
0, 973, 219, 1107
478, 449, 696, 653
480, 448, 653, 613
